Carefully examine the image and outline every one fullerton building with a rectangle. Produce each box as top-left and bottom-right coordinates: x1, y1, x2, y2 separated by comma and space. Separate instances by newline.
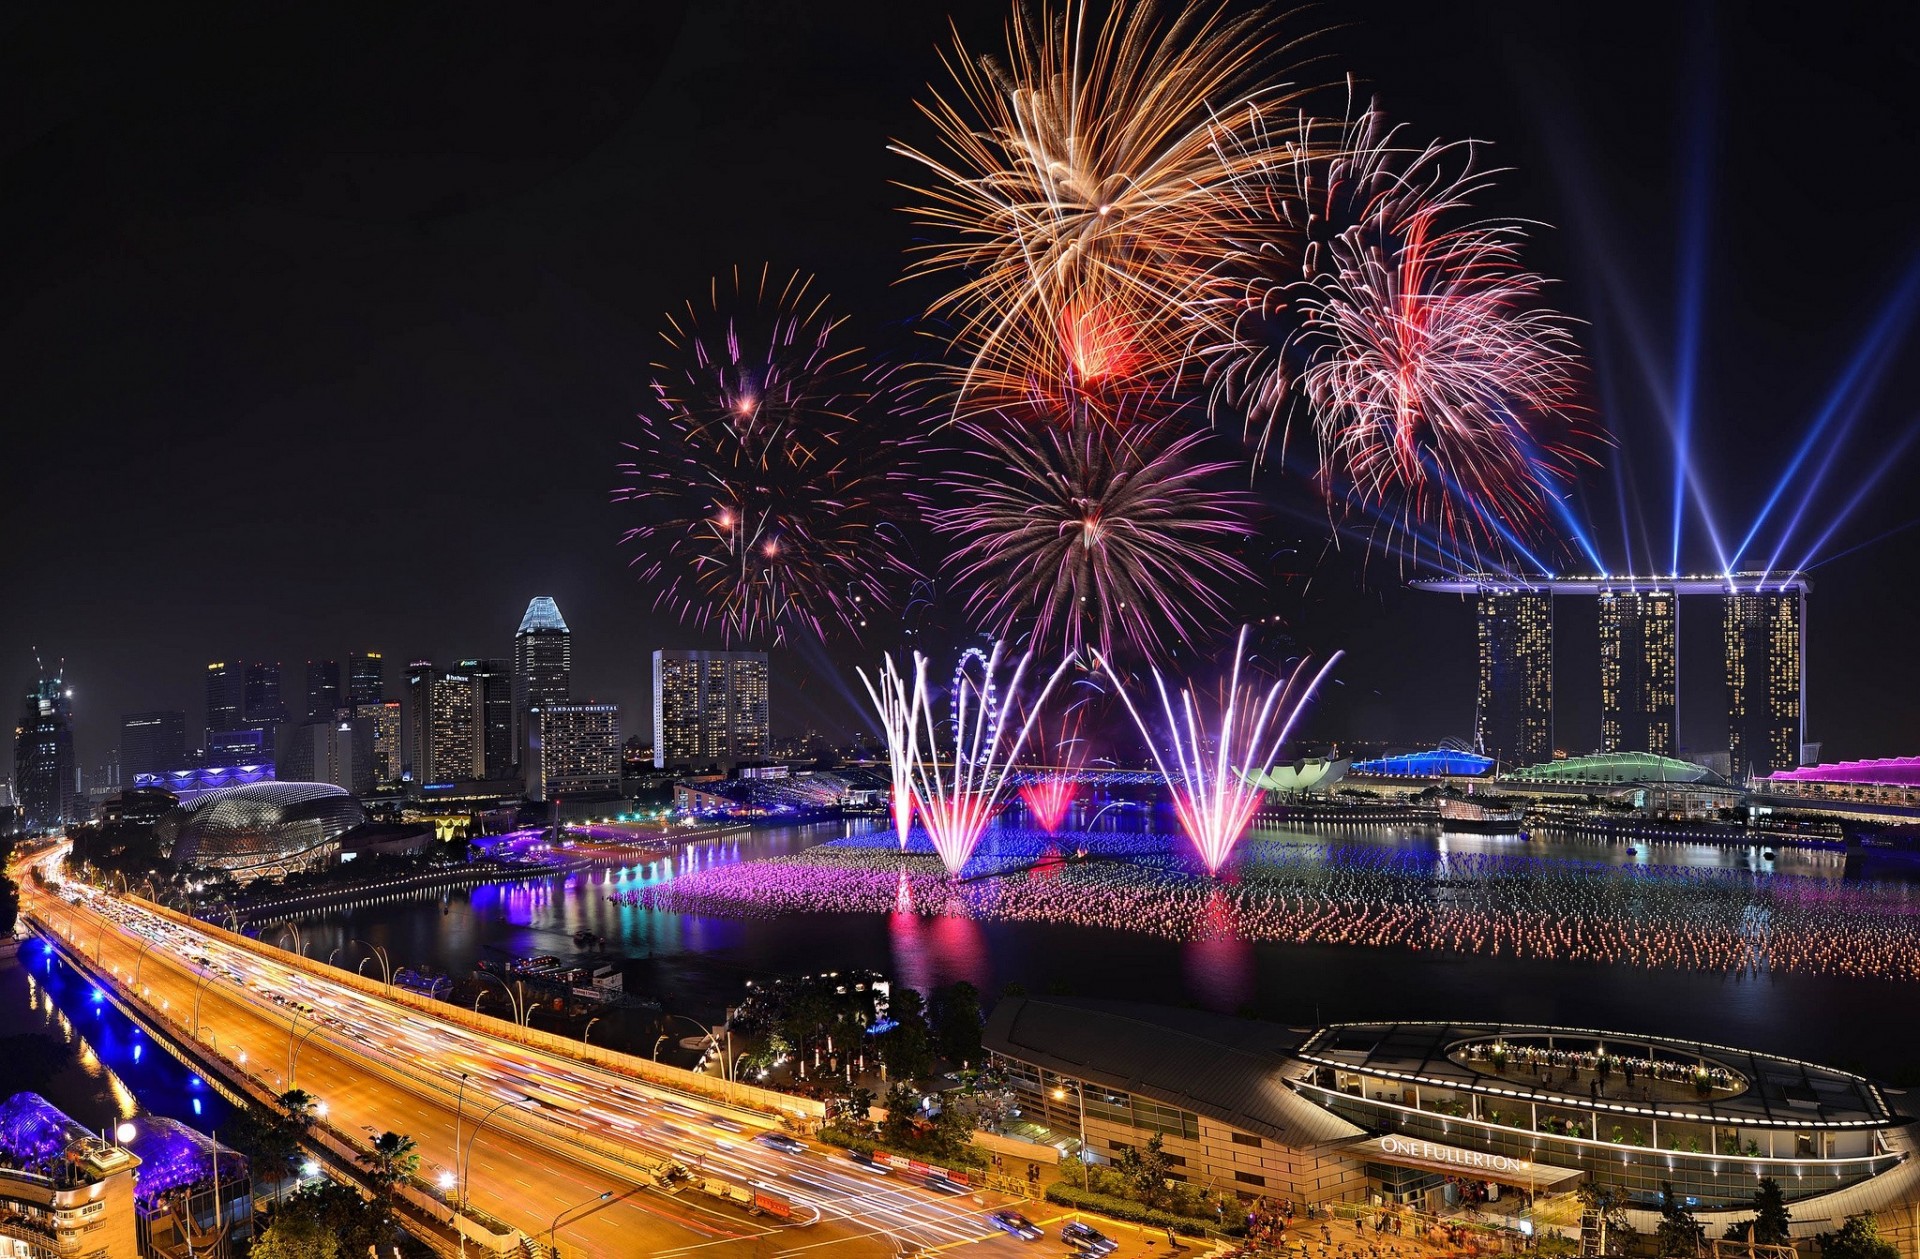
985, 1001, 1917, 1229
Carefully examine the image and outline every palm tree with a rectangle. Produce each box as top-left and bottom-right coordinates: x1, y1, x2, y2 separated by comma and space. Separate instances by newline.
357, 1131, 420, 1206
276, 1089, 317, 1132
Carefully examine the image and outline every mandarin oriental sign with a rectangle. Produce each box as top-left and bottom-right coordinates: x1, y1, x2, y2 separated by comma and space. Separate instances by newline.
1368, 1135, 1531, 1176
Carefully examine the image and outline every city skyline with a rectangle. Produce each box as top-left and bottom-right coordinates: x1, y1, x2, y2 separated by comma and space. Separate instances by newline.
5, 1, 1920, 771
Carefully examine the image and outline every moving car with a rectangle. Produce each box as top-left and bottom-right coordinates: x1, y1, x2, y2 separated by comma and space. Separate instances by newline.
846, 1149, 889, 1174
924, 1174, 967, 1195
987, 1209, 1042, 1240
756, 1132, 806, 1155
1061, 1221, 1119, 1254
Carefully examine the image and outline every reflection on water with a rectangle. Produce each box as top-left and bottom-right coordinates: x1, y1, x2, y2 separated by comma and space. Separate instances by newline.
0, 941, 233, 1135
266, 819, 1920, 1076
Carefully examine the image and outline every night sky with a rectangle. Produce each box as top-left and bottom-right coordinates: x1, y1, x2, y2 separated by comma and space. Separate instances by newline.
5, 1, 1919, 777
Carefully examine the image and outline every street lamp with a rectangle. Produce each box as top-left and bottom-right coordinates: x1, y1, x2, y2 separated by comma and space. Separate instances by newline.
1053, 1079, 1089, 1190
474, 972, 531, 1030
661, 1014, 734, 1102
352, 939, 393, 994
451, 1073, 470, 1209
287, 1014, 327, 1091
459, 1095, 535, 1210
583, 1018, 601, 1046
548, 1190, 614, 1252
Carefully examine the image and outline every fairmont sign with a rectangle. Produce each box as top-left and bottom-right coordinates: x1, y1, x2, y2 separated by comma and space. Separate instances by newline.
1366, 1135, 1532, 1176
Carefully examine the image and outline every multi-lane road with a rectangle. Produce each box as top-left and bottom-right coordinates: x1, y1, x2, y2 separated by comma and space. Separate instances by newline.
17, 846, 1136, 1258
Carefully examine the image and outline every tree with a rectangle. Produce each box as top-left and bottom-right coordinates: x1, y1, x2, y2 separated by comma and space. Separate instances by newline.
877, 988, 935, 1081
1580, 1183, 1637, 1257
1726, 1177, 1793, 1246
278, 1089, 318, 1132
931, 982, 983, 1066
250, 1212, 342, 1259
1656, 1182, 1705, 1259
881, 1083, 921, 1148
1125, 1135, 1173, 1210
357, 1131, 420, 1209
1819, 1213, 1900, 1259
928, 1097, 972, 1160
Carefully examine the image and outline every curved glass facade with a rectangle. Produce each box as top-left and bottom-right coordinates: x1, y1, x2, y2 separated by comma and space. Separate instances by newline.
157, 782, 365, 879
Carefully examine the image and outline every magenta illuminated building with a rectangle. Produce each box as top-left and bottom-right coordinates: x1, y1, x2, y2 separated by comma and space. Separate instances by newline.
1759, 757, 1920, 810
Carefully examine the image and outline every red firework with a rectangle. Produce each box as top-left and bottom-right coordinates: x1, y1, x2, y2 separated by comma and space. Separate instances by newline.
1018, 778, 1078, 833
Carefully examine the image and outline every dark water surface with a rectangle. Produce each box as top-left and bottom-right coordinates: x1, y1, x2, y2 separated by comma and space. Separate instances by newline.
251, 819, 1920, 1080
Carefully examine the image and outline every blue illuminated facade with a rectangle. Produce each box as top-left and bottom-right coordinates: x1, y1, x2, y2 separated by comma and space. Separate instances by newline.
133, 763, 275, 803
1350, 749, 1495, 777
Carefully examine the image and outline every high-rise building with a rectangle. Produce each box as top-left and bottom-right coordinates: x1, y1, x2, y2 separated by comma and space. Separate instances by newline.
1598, 590, 1678, 758
305, 659, 341, 721
204, 661, 243, 746
408, 662, 485, 783
525, 704, 622, 800
14, 661, 79, 829
456, 659, 515, 780
404, 660, 435, 780
347, 651, 385, 708
1474, 591, 1553, 768
366, 699, 403, 785
513, 597, 572, 761
280, 718, 374, 795
653, 650, 769, 769
1726, 588, 1805, 779
243, 662, 287, 726
121, 710, 187, 782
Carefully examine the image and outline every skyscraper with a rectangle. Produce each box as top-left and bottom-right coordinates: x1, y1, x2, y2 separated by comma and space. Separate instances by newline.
368, 700, 403, 785
1726, 588, 1805, 779
280, 718, 373, 795
14, 662, 78, 830
1598, 590, 1678, 758
1474, 591, 1553, 768
653, 650, 769, 769
204, 661, 243, 746
458, 658, 515, 780
346, 651, 385, 708
121, 710, 187, 782
525, 704, 621, 801
513, 597, 571, 760
244, 662, 287, 726
407, 662, 483, 784
305, 659, 341, 721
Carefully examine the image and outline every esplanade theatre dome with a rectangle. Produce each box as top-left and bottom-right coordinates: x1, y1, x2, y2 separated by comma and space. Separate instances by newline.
157, 782, 366, 880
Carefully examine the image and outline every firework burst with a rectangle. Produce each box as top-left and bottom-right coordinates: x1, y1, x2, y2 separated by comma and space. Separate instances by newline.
895, 0, 1318, 413
615, 266, 917, 646
1102, 626, 1340, 875
857, 653, 927, 849
927, 397, 1256, 662
1015, 693, 1092, 832
1206, 108, 1594, 556
869, 644, 1072, 875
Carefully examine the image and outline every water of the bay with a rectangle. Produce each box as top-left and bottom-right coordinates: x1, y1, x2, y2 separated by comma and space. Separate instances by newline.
258, 819, 1920, 1081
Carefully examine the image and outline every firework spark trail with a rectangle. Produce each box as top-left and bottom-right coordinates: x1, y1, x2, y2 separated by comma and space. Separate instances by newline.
1102, 626, 1341, 875
614, 265, 918, 646
1017, 779, 1078, 833
928, 401, 1256, 662
1016, 691, 1092, 831
880, 643, 1073, 874
857, 653, 928, 849
894, 0, 1322, 414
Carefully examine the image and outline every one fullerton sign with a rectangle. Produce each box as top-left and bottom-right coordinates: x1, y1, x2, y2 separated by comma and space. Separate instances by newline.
1366, 1135, 1531, 1177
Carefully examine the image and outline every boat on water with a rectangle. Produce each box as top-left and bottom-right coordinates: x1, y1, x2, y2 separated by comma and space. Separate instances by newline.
1438, 794, 1527, 833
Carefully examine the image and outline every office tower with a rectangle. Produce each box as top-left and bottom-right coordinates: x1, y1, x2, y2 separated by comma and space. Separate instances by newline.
204, 660, 243, 745
280, 718, 373, 795
347, 651, 385, 708
14, 662, 78, 829
652, 650, 770, 769
368, 700, 403, 785
407, 662, 485, 783
120, 710, 187, 782
1598, 590, 1678, 758
525, 704, 622, 800
243, 661, 287, 726
305, 659, 341, 721
204, 726, 272, 768
1473, 590, 1553, 768
1726, 588, 1805, 779
457, 658, 515, 780
513, 597, 572, 758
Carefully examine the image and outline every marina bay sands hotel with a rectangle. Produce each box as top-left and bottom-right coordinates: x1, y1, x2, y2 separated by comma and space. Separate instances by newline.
1410, 574, 1808, 780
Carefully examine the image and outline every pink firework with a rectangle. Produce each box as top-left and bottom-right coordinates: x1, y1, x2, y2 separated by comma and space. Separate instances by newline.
857, 653, 926, 849
1102, 627, 1341, 875
1018, 778, 1078, 833
1289, 124, 1593, 552
881, 643, 1073, 875
927, 400, 1256, 663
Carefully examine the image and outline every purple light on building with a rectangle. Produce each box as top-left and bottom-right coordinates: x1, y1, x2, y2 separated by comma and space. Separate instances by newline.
1765, 756, 1920, 787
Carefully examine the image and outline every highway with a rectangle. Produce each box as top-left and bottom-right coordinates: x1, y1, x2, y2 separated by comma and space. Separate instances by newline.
16, 846, 1097, 1258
